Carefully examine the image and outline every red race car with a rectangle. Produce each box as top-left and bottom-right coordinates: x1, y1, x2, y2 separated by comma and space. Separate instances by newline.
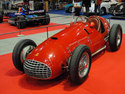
12, 16, 122, 84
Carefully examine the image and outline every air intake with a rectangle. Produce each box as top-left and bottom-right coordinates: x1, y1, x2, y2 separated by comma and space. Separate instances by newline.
24, 60, 51, 79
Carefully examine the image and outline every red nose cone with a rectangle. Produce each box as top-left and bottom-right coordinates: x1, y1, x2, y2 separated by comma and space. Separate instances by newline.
25, 39, 68, 79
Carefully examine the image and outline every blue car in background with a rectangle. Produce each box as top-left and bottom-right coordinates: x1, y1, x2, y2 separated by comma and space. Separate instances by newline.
0, 6, 50, 29
65, 2, 82, 13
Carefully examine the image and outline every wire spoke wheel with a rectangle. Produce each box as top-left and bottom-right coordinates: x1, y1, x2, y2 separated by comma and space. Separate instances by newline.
20, 45, 35, 63
69, 45, 91, 84
12, 39, 37, 72
78, 52, 90, 78
116, 29, 122, 47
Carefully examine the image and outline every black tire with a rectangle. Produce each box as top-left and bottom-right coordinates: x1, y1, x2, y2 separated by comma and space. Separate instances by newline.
109, 24, 122, 51
12, 39, 37, 72
69, 45, 91, 84
28, 21, 36, 26
101, 7, 107, 15
41, 14, 50, 25
8, 17, 16, 25
16, 16, 26, 29
112, 9, 116, 16
45, 14, 50, 25
68, 6, 73, 13
0, 12, 3, 23
40, 19, 45, 25
34, 21, 39, 26
16, 21, 26, 29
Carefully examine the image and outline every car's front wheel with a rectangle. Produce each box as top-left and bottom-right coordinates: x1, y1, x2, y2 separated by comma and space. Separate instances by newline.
0, 12, 3, 23
12, 39, 37, 72
101, 7, 107, 15
109, 24, 122, 51
69, 45, 91, 84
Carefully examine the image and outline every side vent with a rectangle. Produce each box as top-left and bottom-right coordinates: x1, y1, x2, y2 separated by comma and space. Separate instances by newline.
51, 37, 58, 40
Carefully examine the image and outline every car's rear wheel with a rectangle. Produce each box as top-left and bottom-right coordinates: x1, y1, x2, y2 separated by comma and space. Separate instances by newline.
17, 21, 26, 29
16, 16, 26, 29
12, 39, 37, 72
109, 24, 122, 51
28, 21, 38, 26
69, 45, 91, 84
41, 14, 50, 25
101, 7, 107, 15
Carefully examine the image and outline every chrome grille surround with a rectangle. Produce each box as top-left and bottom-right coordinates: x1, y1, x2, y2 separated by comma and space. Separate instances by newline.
23, 60, 51, 79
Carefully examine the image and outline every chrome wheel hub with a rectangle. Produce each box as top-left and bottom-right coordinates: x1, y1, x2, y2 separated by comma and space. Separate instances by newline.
78, 52, 89, 78
20, 45, 35, 63
116, 30, 121, 47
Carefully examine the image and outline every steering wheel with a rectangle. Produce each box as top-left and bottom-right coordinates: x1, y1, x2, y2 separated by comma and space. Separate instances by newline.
74, 16, 90, 23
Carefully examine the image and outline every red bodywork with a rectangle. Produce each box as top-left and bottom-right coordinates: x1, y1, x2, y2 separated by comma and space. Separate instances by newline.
26, 16, 110, 79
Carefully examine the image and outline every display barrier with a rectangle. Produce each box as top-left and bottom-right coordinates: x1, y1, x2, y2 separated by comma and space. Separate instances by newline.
0, 15, 70, 39
0, 15, 113, 39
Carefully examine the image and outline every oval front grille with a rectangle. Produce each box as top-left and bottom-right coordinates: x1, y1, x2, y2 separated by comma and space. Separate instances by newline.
23, 60, 51, 79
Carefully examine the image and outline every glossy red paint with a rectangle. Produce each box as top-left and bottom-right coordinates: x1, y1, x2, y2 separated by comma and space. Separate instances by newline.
26, 16, 110, 79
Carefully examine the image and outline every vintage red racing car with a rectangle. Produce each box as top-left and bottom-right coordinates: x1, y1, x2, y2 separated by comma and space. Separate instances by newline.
12, 16, 123, 84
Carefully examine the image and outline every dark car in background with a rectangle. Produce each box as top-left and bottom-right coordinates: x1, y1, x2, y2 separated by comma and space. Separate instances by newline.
109, 2, 125, 16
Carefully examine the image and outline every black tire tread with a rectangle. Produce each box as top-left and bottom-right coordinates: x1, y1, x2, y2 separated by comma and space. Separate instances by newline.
12, 39, 37, 72
41, 14, 50, 25
69, 45, 91, 84
0, 12, 3, 23
101, 7, 107, 15
68, 6, 73, 13
109, 24, 122, 51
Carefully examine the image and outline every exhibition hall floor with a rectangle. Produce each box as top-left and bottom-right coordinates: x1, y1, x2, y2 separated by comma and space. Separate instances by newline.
0, 14, 125, 94
0, 35, 125, 94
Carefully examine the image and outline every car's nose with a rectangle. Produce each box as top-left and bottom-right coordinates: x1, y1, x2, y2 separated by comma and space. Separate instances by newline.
23, 40, 69, 79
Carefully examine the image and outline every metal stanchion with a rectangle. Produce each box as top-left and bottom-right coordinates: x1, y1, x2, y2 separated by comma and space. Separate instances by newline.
72, 7, 75, 22
108, 16, 111, 27
46, 27, 48, 39
109, 17, 111, 25
17, 21, 24, 37
17, 29, 24, 37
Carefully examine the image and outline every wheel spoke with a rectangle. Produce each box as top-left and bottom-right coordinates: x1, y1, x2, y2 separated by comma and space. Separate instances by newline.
78, 52, 89, 78
20, 45, 35, 63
